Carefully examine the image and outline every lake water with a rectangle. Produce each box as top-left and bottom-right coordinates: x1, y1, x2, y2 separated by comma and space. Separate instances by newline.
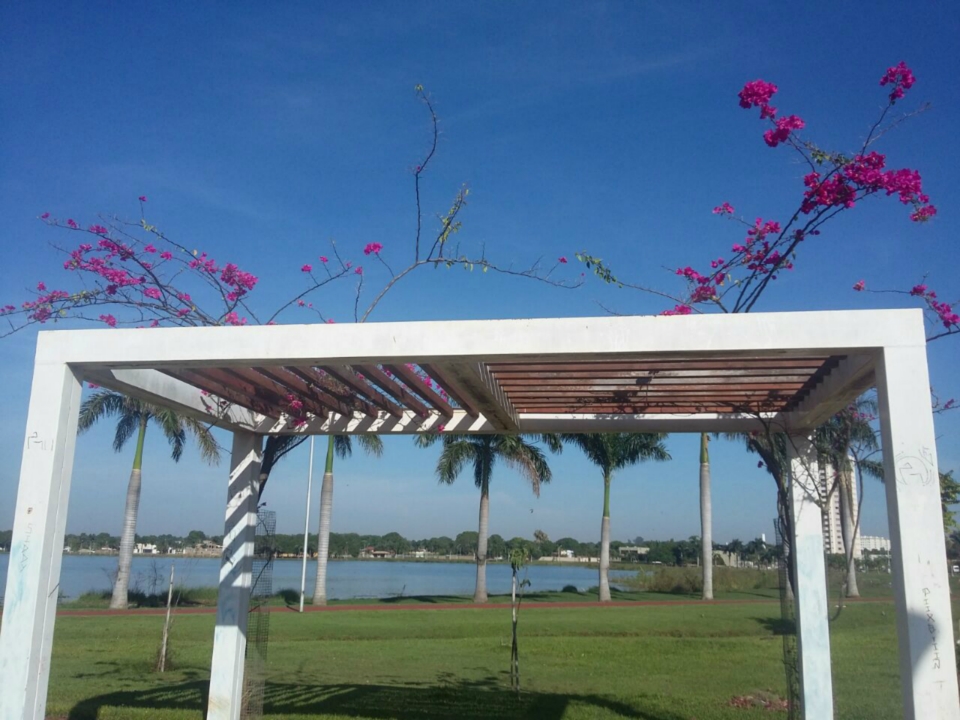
0, 554, 629, 601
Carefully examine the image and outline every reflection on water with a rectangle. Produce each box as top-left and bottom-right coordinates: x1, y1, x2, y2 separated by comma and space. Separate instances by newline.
0, 554, 629, 600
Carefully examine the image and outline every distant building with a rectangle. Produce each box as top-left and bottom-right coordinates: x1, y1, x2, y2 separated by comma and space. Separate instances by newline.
860, 535, 891, 553
134, 543, 158, 554
359, 546, 395, 559
819, 457, 861, 560
618, 546, 649, 562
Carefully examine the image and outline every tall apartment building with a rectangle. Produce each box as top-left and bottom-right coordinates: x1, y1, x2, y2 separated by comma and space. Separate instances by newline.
819, 457, 861, 560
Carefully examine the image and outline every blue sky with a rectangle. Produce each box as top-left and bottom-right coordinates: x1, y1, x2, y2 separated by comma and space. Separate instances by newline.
1, 2, 958, 545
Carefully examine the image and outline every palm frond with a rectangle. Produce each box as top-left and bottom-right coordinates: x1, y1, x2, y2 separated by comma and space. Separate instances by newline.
435, 437, 475, 485
356, 434, 384, 457
78, 390, 131, 434
180, 417, 222, 465
858, 458, 885, 482
499, 435, 552, 497
113, 413, 140, 453
334, 435, 353, 460
261, 435, 307, 478
154, 408, 188, 462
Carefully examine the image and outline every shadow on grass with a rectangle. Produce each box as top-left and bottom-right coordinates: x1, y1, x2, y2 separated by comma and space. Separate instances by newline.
752, 616, 796, 636
68, 675, 688, 720
378, 594, 472, 604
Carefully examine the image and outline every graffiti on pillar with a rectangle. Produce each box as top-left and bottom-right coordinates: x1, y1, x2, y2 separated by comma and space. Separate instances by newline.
895, 447, 934, 488
922, 587, 942, 671
26, 431, 52, 452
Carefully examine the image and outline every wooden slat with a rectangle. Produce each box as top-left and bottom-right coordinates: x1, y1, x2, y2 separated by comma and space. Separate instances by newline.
499, 381, 809, 392
213, 367, 334, 420
162, 369, 284, 418
514, 396, 787, 406
488, 358, 831, 373
256, 366, 383, 419
311, 365, 403, 418
352, 364, 433, 418
495, 371, 817, 383
505, 382, 803, 393
516, 404, 771, 414
383, 364, 455, 419
419, 363, 481, 418
494, 372, 814, 383
782, 357, 844, 412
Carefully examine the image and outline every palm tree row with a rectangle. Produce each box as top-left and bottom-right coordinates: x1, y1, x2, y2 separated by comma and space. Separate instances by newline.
78, 390, 220, 609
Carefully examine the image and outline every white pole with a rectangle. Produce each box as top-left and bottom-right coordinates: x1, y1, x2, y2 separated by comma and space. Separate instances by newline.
299, 437, 315, 613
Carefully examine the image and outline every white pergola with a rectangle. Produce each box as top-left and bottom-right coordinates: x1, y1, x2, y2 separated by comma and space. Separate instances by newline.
0, 309, 956, 720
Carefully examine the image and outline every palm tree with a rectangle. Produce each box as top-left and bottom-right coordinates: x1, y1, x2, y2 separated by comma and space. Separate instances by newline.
312, 434, 384, 605
699, 433, 713, 599
416, 434, 559, 603
814, 397, 879, 598
78, 390, 220, 609
560, 433, 670, 602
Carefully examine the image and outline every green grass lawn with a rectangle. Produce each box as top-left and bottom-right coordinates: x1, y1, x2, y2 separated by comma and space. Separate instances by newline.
45, 598, 913, 720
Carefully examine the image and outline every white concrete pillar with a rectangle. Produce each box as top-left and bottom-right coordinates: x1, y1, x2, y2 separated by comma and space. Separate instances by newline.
787, 435, 833, 720
0, 363, 82, 720
876, 345, 960, 719
207, 431, 262, 720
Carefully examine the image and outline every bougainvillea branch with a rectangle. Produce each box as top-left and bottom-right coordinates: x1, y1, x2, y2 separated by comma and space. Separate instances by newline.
578, 62, 942, 323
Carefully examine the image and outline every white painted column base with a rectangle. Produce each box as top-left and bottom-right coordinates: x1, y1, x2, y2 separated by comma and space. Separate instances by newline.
207, 432, 262, 720
877, 345, 960, 719
787, 435, 833, 720
0, 363, 82, 720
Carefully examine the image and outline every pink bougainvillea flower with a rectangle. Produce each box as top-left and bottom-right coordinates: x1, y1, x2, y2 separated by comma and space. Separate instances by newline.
144, 244, 157, 253
88, 382, 101, 389
763, 115, 805, 148
37, 281, 46, 291
911, 205, 937, 222
143, 288, 162, 300
910, 284, 927, 296
67, 219, 78, 228
297, 299, 305, 307
326, 318, 335, 324
355, 266, 363, 275
40, 212, 50, 219
89, 224, 108, 235
879, 61, 915, 103
738, 80, 778, 114
853, 280, 866, 291
139, 195, 147, 202
558, 256, 568, 264
364, 242, 383, 255
99, 314, 117, 327
319, 256, 328, 263
712, 202, 735, 215
160, 250, 173, 260
301, 264, 312, 272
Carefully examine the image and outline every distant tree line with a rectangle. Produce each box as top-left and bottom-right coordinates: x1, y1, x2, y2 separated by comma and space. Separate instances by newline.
0, 528, 783, 567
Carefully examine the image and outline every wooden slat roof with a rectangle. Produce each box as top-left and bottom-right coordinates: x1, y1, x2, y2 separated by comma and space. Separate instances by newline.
156, 354, 842, 423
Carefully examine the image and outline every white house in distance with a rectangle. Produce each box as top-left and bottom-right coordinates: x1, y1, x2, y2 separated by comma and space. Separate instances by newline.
133, 543, 158, 555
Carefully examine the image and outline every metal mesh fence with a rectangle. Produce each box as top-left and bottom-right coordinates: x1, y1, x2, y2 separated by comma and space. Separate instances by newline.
775, 516, 800, 720
242, 509, 276, 720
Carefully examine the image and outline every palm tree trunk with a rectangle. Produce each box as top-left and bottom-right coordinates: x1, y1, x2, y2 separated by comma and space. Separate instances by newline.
839, 464, 860, 598
599, 472, 612, 602
699, 433, 713, 600
312, 436, 336, 605
110, 416, 147, 609
474, 480, 489, 603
